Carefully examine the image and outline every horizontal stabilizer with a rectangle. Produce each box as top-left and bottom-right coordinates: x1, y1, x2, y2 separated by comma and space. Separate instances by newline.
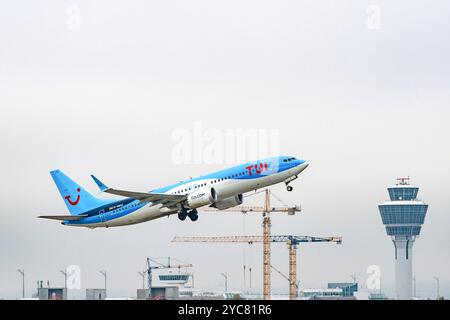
38, 214, 88, 221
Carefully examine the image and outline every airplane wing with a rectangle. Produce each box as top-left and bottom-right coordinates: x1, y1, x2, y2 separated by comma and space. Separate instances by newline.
90, 174, 187, 209
104, 188, 186, 204
38, 214, 88, 221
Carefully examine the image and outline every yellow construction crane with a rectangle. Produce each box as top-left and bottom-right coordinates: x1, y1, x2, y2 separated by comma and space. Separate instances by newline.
270, 264, 300, 296
172, 235, 342, 300
200, 189, 301, 300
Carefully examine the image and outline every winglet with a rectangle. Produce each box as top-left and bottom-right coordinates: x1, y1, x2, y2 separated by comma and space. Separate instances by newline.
90, 174, 109, 192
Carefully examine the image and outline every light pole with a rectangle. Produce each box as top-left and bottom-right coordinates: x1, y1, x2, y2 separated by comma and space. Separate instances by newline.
60, 270, 68, 289
17, 269, 25, 299
243, 265, 246, 292
221, 272, 228, 293
379, 275, 382, 295
434, 277, 440, 300
138, 271, 145, 289
413, 276, 416, 298
99, 271, 107, 297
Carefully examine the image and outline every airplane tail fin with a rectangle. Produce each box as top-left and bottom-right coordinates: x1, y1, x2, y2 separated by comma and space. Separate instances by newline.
50, 169, 113, 215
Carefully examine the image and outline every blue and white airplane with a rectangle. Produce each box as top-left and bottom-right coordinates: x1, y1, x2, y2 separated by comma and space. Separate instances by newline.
39, 156, 308, 228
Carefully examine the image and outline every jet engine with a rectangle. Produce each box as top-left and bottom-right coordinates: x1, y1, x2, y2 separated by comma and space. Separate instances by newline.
186, 187, 217, 209
212, 194, 243, 210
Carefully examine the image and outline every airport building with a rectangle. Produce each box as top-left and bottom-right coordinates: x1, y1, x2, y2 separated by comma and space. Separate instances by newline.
38, 287, 67, 300
378, 178, 429, 299
299, 282, 358, 300
86, 289, 106, 300
136, 270, 197, 299
327, 283, 358, 297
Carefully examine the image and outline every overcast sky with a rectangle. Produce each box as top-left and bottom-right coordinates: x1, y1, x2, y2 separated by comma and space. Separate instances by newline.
1, 0, 449, 299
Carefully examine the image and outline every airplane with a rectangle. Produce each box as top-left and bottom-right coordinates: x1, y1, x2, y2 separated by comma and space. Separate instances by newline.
39, 156, 309, 228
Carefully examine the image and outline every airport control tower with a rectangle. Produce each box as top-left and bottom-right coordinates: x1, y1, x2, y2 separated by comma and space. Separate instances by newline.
378, 178, 428, 300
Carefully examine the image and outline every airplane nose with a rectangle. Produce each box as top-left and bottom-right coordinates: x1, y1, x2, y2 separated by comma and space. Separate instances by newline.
297, 160, 309, 172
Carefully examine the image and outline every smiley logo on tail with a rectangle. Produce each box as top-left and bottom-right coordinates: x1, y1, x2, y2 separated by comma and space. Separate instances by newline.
65, 188, 81, 206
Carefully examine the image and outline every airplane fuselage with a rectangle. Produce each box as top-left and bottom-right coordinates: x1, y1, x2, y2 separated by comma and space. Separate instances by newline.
60, 156, 308, 228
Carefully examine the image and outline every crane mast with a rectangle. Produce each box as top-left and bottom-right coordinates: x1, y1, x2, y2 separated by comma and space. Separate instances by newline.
262, 189, 271, 300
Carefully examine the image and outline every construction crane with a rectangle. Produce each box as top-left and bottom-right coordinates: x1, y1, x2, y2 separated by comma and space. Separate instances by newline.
172, 235, 342, 300
145, 257, 193, 299
270, 264, 300, 294
200, 189, 301, 300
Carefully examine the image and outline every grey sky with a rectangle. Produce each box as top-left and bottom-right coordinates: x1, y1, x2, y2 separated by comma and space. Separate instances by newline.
0, 0, 449, 298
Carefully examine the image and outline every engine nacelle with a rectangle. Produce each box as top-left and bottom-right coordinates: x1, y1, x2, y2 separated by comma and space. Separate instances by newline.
212, 194, 243, 210
186, 187, 217, 209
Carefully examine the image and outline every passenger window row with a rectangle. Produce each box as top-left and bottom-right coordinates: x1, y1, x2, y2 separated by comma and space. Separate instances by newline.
110, 202, 142, 213
172, 171, 248, 194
